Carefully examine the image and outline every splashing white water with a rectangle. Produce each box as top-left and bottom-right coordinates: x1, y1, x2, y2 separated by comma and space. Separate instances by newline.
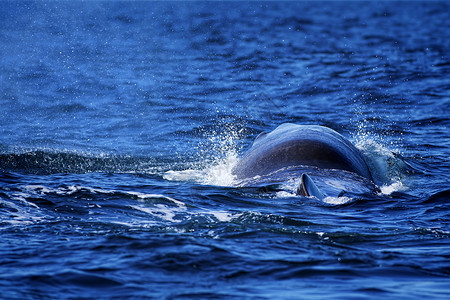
164, 121, 243, 187
322, 196, 353, 205
201, 153, 239, 186
380, 180, 408, 195
353, 132, 409, 195
163, 151, 239, 187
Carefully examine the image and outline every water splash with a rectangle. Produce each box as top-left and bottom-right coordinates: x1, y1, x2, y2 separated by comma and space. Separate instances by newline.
322, 196, 354, 205
353, 131, 410, 195
163, 152, 238, 187
379, 180, 408, 195
165, 118, 244, 187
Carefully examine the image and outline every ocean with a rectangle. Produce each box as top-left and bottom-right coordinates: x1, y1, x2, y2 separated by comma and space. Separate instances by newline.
0, 1, 449, 299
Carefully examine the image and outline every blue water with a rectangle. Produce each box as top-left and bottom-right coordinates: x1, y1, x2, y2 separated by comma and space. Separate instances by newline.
1, 1, 449, 298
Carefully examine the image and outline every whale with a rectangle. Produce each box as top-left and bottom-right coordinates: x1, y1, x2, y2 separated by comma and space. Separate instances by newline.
232, 123, 377, 199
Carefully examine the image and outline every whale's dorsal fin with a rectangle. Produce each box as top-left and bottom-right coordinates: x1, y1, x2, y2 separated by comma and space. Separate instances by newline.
297, 174, 325, 200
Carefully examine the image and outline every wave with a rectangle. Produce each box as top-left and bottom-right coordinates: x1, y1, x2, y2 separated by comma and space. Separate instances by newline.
0, 150, 160, 175
0, 181, 241, 229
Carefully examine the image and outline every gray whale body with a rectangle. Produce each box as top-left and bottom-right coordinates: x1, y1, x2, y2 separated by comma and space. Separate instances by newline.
232, 124, 374, 198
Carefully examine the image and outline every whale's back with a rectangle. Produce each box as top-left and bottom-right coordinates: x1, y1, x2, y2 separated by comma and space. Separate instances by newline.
232, 124, 373, 181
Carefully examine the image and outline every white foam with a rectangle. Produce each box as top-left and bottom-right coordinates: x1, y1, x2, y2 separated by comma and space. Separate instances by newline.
129, 201, 238, 224
203, 210, 236, 222
23, 184, 114, 196
322, 196, 353, 205
276, 191, 297, 198
201, 153, 239, 186
163, 137, 240, 187
0, 198, 46, 227
10, 192, 40, 209
23, 185, 53, 194
130, 204, 185, 223
183, 120, 244, 186
163, 169, 204, 183
126, 191, 185, 207
22, 185, 186, 208
380, 180, 408, 195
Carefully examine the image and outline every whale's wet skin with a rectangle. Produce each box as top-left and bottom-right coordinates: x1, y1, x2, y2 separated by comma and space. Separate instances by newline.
232, 124, 378, 199
1, 1, 450, 299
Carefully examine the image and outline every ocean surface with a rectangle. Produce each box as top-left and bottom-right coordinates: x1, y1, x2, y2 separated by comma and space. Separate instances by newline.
1, 1, 449, 299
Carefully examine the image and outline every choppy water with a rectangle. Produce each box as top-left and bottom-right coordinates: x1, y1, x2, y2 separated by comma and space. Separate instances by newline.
1, 1, 449, 299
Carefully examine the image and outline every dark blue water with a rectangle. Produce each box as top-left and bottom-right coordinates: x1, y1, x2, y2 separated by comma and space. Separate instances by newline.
1, 1, 449, 298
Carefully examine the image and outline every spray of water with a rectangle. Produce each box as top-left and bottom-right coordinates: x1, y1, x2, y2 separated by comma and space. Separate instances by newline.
353, 126, 409, 195
349, 94, 411, 195
164, 118, 244, 187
